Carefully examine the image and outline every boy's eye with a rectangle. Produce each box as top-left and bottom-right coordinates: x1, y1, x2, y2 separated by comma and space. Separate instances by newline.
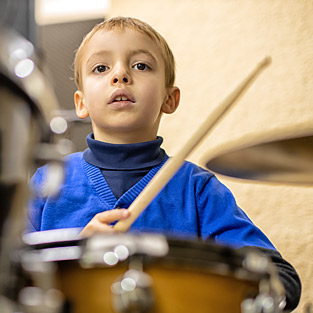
93, 65, 109, 73
133, 63, 149, 71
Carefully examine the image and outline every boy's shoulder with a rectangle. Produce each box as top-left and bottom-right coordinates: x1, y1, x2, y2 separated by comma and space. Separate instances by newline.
177, 159, 216, 181
62, 151, 87, 175
34, 151, 85, 179
63, 151, 84, 164
182, 159, 214, 174
64, 151, 84, 160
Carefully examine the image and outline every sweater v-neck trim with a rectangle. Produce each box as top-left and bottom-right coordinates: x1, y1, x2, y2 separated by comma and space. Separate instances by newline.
83, 156, 169, 209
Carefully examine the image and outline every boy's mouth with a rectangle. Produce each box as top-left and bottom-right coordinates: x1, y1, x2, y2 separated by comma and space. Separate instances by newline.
109, 90, 135, 104
113, 96, 131, 102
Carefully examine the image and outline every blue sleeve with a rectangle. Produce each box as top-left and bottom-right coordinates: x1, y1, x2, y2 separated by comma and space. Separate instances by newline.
197, 174, 276, 250
27, 167, 47, 232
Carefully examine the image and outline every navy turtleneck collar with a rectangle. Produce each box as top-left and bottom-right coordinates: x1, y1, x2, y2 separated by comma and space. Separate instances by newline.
83, 133, 166, 170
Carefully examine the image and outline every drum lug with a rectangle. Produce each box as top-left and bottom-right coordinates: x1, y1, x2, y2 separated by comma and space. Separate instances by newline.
18, 286, 64, 313
241, 294, 285, 313
242, 251, 287, 313
111, 269, 155, 313
18, 250, 66, 313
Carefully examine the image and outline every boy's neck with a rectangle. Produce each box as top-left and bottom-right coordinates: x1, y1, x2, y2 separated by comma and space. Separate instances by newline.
93, 129, 159, 144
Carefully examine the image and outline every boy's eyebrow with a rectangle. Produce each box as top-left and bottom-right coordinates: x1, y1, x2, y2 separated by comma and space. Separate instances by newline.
128, 49, 157, 62
86, 49, 157, 65
86, 50, 111, 65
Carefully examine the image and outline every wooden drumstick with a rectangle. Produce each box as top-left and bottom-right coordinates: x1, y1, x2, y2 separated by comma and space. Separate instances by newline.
114, 56, 272, 232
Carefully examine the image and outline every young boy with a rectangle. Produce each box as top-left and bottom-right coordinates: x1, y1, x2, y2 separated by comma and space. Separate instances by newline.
28, 17, 300, 310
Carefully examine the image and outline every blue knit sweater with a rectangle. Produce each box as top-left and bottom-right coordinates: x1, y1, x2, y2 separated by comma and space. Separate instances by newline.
28, 152, 275, 250
27, 136, 305, 310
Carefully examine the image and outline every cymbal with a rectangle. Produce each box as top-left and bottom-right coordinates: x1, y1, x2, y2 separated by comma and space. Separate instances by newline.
205, 134, 313, 184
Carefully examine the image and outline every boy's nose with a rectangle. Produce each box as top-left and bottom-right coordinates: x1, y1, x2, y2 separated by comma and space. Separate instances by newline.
111, 67, 131, 85
112, 76, 129, 84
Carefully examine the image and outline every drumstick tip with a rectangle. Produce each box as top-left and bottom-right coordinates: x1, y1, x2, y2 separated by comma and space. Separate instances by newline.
260, 56, 272, 68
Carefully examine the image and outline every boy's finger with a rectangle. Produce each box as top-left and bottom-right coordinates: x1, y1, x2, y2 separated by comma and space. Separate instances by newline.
97, 209, 130, 223
80, 219, 115, 237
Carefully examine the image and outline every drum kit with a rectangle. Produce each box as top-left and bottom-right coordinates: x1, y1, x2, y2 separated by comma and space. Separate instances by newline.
0, 26, 311, 313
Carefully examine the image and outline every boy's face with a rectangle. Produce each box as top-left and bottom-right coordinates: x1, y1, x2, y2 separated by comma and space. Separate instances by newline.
74, 28, 179, 143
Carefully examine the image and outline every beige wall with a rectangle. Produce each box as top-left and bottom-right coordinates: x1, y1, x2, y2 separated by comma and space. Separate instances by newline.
108, 1, 313, 311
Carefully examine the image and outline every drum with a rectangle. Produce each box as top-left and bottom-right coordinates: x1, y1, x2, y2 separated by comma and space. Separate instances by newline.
21, 229, 286, 313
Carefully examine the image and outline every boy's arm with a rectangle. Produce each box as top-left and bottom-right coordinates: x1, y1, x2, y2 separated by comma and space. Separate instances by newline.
197, 174, 301, 311
251, 247, 302, 312
27, 168, 46, 232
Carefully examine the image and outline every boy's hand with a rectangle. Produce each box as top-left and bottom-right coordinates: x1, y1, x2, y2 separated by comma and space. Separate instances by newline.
80, 208, 130, 237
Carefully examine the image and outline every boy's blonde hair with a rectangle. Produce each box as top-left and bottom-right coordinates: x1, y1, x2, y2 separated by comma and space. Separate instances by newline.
74, 16, 176, 90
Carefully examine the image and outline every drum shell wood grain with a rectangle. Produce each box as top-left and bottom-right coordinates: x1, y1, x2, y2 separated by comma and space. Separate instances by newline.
56, 259, 259, 313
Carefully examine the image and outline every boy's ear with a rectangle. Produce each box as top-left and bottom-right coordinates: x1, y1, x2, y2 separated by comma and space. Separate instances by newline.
74, 90, 89, 119
161, 87, 180, 114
